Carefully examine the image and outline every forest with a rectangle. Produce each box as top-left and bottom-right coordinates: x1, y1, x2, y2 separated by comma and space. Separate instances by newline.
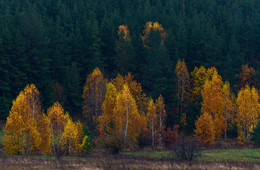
0, 0, 260, 165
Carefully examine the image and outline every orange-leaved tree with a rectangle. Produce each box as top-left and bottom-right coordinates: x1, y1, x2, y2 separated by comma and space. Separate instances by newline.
82, 68, 107, 133
194, 112, 215, 145
4, 90, 26, 154
3, 84, 50, 155
118, 24, 131, 41
142, 21, 166, 49
37, 114, 52, 154
175, 58, 190, 125
236, 85, 260, 144
201, 70, 225, 139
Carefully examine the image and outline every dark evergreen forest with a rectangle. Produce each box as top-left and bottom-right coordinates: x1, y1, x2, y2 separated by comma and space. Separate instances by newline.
0, 0, 259, 126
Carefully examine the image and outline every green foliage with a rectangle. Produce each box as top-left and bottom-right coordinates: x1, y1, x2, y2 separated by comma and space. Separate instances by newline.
80, 135, 92, 154
0, 0, 258, 127
83, 125, 93, 149
250, 120, 260, 146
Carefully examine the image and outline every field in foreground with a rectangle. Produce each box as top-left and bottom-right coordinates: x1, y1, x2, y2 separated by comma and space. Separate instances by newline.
125, 149, 260, 162
1, 149, 260, 169
0, 155, 260, 170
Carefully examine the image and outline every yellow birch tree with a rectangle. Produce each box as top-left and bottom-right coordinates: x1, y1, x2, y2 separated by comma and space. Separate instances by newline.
155, 94, 167, 146
147, 99, 157, 146
236, 85, 260, 144
82, 68, 107, 133
201, 71, 225, 138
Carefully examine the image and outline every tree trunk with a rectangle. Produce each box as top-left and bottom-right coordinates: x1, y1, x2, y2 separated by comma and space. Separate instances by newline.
124, 100, 129, 141
152, 117, 154, 147
225, 103, 227, 139
159, 110, 162, 146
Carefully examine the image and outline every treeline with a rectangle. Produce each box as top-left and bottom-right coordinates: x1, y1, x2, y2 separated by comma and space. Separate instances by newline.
0, 0, 260, 123
4, 63, 259, 156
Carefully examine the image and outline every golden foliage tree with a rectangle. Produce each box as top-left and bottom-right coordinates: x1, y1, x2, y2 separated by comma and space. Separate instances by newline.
113, 84, 143, 146
222, 81, 234, 139
111, 73, 148, 114
201, 71, 225, 138
48, 102, 86, 157
194, 113, 215, 145
175, 58, 190, 125
147, 99, 157, 146
4, 84, 50, 155
190, 66, 219, 102
82, 68, 107, 132
4, 91, 26, 154
142, 21, 166, 49
61, 118, 78, 155
156, 94, 167, 146
236, 85, 260, 144
47, 102, 69, 158
98, 82, 118, 136
37, 114, 51, 154
23, 84, 42, 154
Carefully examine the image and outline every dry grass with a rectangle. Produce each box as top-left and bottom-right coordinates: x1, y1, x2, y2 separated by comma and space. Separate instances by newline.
0, 155, 260, 170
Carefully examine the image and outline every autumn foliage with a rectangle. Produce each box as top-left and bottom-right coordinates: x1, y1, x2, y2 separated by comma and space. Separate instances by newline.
4, 84, 49, 155
194, 113, 215, 145
236, 85, 260, 144
118, 25, 130, 41
142, 21, 166, 48
175, 58, 190, 125
97, 72, 169, 148
4, 85, 88, 156
82, 68, 108, 132
3, 61, 260, 155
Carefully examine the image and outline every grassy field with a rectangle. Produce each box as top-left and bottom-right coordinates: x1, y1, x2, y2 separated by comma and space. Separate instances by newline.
0, 152, 259, 170
1, 128, 260, 169
0, 149, 259, 169
124, 149, 260, 162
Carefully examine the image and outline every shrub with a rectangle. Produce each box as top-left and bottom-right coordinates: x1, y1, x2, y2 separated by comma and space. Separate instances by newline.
97, 133, 125, 154
173, 136, 201, 165
161, 125, 181, 147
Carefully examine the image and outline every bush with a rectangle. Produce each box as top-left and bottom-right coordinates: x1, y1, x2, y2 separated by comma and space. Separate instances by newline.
173, 136, 201, 165
97, 133, 125, 154
161, 125, 181, 147
138, 132, 150, 148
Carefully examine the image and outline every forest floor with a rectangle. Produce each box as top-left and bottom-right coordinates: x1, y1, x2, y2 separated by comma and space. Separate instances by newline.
0, 149, 260, 169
